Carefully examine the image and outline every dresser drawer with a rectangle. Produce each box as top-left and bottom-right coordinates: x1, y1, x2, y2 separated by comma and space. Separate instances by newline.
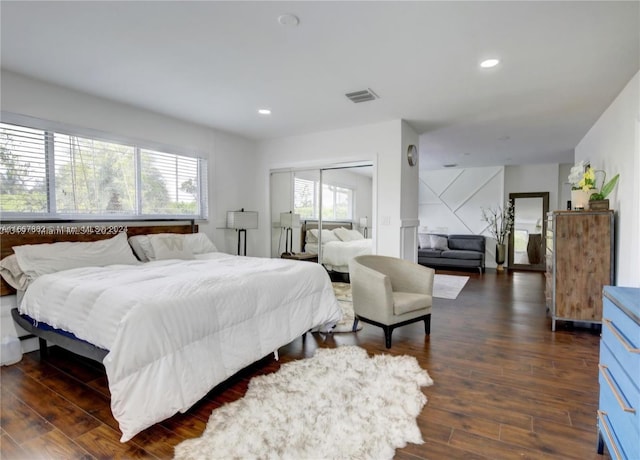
599, 343, 640, 459
598, 410, 628, 460
602, 298, 640, 383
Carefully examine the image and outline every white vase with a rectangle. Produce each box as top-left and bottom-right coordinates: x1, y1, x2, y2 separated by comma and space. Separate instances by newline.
571, 189, 594, 210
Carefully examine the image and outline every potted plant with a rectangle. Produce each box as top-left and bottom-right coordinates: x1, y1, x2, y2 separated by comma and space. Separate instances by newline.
481, 201, 514, 272
568, 162, 620, 211
588, 171, 620, 211
568, 161, 596, 210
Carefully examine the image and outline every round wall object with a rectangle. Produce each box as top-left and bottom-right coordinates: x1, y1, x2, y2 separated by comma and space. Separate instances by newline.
407, 144, 418, 166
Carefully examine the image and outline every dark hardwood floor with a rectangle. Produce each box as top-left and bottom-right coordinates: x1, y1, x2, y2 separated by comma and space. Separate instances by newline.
1, 269, 610, 459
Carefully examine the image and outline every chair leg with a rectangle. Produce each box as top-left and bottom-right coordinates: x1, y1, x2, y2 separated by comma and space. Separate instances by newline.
424, 315, 431, 335
383, 326, 393, 349
352, 318, 359, 332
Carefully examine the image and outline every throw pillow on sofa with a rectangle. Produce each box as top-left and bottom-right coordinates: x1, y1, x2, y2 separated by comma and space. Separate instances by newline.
418, 233, 430, 249
429, 235, 449, 250
418, 234, 449, 250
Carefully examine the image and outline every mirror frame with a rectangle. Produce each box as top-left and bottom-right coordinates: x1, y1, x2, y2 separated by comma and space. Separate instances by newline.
507, 192, 549, 272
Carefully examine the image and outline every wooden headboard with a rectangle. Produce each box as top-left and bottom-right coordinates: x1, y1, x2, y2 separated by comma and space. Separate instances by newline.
299, 220, 353, 247
0, 220, 197, 296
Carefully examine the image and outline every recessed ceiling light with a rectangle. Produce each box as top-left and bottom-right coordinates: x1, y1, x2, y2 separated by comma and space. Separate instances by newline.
278, 14, 299, 27
480, 58, 500, 68
258, 108, 271, 115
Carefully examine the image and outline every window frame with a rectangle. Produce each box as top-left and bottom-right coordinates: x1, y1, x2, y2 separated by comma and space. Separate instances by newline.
0, 112, 208, 221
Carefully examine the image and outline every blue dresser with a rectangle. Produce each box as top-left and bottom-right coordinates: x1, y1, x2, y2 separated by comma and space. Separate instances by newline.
598, 286, 640, 459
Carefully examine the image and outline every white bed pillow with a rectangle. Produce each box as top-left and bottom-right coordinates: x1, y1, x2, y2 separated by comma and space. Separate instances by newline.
186, 233, 218, 254
0, 254, 30, 291
128, 235, 153, 262
305, 230, 318, 244
149, 234, 195, 260
308, 228, 340, 243
333, 227, 364, 242
130, 233, 217, 261
13, 232, 139, 281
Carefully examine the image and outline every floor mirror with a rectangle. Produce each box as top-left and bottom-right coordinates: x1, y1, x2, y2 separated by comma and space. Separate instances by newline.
508, 192, 549, 272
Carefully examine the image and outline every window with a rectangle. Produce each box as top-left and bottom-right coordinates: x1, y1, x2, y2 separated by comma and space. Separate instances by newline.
0, 120, 207, 220
294, 177, 317, 219
322, 184, 352, 220
293, 176, 353, 220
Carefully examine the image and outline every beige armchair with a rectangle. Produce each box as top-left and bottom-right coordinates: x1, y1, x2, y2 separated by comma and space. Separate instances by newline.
348, 255, 434, 348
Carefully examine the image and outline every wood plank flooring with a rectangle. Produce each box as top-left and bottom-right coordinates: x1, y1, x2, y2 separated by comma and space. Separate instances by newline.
1, 270, 610, 459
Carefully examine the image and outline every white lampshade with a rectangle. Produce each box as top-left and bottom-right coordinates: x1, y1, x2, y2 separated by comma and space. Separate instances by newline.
227, 210, 259, 229
359, 217, 368, 227
280, 212, 301, 228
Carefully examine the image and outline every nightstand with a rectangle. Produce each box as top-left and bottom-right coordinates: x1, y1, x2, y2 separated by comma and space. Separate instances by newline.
281, 252, 318, 263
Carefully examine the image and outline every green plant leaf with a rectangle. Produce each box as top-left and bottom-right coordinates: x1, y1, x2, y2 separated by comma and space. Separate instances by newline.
600, 173, 620, 198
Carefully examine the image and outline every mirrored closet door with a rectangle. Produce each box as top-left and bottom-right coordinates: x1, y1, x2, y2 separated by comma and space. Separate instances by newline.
270, 164, 373, 275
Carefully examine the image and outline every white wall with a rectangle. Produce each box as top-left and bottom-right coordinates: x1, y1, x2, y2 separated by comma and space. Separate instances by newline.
0, 70, 260, 255
575, 71, 640, 287
257, 119, 415, 260
211, 131, 261, 255
505, 163, 560, 210
557, 163, 573, 211
419, 166, 504, 268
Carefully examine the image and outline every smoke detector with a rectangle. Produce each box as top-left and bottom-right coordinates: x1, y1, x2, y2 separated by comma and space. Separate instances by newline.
345, 88, 379, 103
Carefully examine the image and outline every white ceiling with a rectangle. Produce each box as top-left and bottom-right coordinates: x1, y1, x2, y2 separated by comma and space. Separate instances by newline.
1, 1, 638, 170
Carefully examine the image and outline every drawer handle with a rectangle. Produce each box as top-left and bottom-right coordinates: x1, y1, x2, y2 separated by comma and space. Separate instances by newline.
603, 318, 640, 354
599, 364, 636, 413
597, 410, 622, 460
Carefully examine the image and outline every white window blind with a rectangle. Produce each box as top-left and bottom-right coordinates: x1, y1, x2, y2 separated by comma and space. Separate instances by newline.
0, 124, 48, 214
0, 121, 208, 219
140, 149, 202, 215
54, 133, 136, 215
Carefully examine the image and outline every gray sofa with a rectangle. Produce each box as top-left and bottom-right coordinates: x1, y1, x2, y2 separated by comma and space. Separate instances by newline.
417, 234, 485, 273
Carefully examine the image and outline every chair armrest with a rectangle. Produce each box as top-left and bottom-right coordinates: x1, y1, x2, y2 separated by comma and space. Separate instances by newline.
349, 259, 394, 319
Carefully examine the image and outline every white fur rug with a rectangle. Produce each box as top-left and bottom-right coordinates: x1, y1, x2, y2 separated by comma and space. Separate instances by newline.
174, 346, 433, 460
332, 282, 363, 332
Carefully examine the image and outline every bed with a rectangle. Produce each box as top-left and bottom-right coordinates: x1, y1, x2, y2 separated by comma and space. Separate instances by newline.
0, 221, 342, 442
301, 220, 372, 274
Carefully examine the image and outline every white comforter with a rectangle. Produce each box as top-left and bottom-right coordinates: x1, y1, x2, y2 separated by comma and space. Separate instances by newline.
19, 253, 342, 442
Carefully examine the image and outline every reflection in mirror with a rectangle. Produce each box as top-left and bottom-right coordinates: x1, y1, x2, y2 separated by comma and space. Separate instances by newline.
508, 192, 549, 271
318, 167, 373, 272
269, 165, 373, 280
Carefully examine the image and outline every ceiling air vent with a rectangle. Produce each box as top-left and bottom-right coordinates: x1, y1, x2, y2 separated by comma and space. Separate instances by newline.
345, 88, 379, 103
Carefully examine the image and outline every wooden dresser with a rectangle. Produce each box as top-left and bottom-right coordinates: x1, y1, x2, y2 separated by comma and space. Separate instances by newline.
549, 210, 614, 331
597, 286, 640, 460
